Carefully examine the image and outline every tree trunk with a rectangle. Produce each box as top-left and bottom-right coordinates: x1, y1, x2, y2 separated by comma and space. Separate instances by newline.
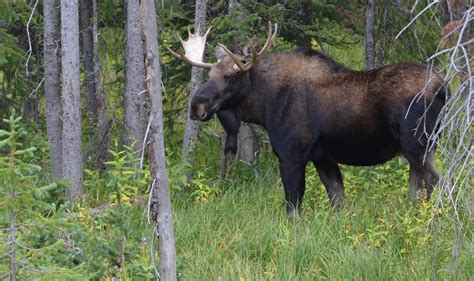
182, 0, 207, 181
364, 0, 376, 70
92, 0, 108, 171
237, 124, 259, 164
219, 0, 259, 178
79, 0, 97, 125
124, 0, 147, 153
61, 0, 84, 203
8, 208, 16, 281
140, 0, 177, 279
376, 6, 388, 68
44, 0, 62, 179
22, 94, 39, 123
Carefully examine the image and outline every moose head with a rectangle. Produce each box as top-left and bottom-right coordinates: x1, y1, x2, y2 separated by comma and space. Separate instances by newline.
167, 23, 278, 121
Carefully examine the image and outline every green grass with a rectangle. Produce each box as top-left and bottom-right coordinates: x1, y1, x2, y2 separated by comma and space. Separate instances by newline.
2, 125, 472, 280
168, 154, 472, 280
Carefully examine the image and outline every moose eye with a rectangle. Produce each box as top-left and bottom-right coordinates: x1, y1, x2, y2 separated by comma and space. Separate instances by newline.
223, 74, 235, 79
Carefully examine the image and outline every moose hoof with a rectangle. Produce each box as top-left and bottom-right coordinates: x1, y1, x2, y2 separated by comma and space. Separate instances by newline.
330, 194, 344, 210
409, 189, 428, 203
287, 209, 299, 220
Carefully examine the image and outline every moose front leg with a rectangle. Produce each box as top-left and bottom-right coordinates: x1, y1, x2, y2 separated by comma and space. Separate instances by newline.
279, 161, 306, 219
313, 159, 344, 209
217, 109, 241, 155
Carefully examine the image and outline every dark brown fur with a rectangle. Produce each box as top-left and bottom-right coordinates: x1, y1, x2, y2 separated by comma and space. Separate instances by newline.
190, 47, 446, 218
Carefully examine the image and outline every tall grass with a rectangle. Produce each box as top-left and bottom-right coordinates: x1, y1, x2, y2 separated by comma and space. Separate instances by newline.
2, 121, 471, 280
169, 149, 472, 280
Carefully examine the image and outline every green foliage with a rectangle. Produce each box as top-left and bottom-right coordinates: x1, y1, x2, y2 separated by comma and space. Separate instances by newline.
104, 142, 149, 205
0, 0, 42, 120
0, 110, 60, 218
0, 111, 67, 279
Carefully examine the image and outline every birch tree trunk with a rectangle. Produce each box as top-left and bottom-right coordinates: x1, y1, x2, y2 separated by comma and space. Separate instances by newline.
140, 0, 177, 279
364, 0, 376, 70
182, 0, 207, 181
124, 0, 147, 153
44, 0, 62, 179
61, 0, 84, 202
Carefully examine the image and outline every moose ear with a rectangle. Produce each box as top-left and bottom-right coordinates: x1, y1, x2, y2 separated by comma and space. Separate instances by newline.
215, 46, 228, 62
242, 37, 261, 58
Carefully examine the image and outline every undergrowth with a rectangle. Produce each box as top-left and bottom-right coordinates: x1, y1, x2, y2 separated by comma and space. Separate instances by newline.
0, 115, 472, 280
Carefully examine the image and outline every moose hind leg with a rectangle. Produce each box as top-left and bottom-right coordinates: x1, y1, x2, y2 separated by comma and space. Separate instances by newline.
402, 141, 439, 202
401, 97, 441, 201
408, 165, 425, 202
423, 151, 439, 198
279, 161, 306, 219
313, 159, 344, 209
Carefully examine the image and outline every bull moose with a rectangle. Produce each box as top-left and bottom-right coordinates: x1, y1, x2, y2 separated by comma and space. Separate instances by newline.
168, 23, 446, 218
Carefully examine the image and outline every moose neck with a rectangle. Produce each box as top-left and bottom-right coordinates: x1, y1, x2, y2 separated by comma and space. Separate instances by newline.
234, 70, 268, 127
234, 48, 349, 128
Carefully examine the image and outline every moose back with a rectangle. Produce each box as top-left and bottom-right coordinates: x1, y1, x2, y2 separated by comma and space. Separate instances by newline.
168, 23, 446, 218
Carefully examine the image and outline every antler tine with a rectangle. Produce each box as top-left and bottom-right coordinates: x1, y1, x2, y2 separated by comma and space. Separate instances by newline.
257, 22, 278, 57
218, 43, 251, 71
178, 34, 185, 45
204, 26, 212, 38
166, 25, 214, 69
218, 22, 278, 72
165, 45, 183, 60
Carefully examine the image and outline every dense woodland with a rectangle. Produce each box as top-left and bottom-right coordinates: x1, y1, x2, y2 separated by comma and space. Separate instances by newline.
0, 0, 472, 280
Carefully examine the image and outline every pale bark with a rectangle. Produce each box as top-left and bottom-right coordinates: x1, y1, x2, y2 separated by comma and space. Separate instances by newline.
364, 0, 376, 70
61, 0, 84, 202
237, 125, 259, 164
9, 208, 16, 281
182, 0, 207, 181
44, 0, 63, 179
140, 0, 177, 279
124, 0, 147, 152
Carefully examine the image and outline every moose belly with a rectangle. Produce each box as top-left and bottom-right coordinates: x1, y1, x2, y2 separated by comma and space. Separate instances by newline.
320, 135, 399, 166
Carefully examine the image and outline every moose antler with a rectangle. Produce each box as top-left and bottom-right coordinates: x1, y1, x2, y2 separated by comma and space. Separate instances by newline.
166, 25, 213, 68
218, 22, 278, 72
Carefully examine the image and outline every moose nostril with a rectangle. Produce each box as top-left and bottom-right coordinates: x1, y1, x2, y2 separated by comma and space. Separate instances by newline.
191, 103, 207, 120
197, 104, 206, 118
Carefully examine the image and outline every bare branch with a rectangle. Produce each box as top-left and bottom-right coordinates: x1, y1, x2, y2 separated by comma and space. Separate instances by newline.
395, 0, 439, 40
25, 0, 39, 76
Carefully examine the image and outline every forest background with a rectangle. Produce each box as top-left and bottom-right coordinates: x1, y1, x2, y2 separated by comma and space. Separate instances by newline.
0, 0, 472, 280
